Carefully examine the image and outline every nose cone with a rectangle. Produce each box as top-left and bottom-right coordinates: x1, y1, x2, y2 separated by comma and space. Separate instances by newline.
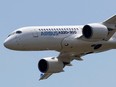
4, 37, 17, 50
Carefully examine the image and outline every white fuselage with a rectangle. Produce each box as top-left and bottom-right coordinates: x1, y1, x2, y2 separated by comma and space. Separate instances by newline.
4, 26, 116, 55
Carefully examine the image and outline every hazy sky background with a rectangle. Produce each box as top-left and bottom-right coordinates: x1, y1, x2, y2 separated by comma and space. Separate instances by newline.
0, 0, 116, 87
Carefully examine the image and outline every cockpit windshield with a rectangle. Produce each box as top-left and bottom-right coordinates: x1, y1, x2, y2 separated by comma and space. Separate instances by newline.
16, 31, 22, 34
8, 30, 22, 37
8, 32, 15, 37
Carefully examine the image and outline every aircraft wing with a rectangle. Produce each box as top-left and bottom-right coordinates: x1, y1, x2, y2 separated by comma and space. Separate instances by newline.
58, 52, 83, 63
39, 73, 53, 80
103, 15, 116, 40
103, 15, 116, 24
39, 52, 83, 80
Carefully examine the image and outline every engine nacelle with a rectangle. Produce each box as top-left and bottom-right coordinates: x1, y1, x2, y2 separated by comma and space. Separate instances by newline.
38, 57, 64, 73
82, 23, 108, 41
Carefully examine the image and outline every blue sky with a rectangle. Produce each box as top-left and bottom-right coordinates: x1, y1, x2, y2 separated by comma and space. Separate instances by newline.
0, 0, 116, 87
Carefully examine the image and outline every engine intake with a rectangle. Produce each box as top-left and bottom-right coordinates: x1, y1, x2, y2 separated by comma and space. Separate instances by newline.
38, 57, 64, 73
82, 23, 108, 41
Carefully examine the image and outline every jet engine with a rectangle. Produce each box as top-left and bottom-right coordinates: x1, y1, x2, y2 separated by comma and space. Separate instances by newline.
82, 23, 108, 41
38, 57, 64, 73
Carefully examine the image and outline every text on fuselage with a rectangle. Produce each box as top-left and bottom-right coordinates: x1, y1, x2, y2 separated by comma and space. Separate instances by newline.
41, 31, 77, 36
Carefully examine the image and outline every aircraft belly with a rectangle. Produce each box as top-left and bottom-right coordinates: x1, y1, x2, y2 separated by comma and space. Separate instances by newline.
61, 36, 112, 54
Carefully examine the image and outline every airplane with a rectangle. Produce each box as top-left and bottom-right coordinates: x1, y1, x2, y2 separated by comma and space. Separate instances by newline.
4, 15, 116, 80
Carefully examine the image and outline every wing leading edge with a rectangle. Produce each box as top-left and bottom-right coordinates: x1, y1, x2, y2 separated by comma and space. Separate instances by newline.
103, 15, 116, 24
